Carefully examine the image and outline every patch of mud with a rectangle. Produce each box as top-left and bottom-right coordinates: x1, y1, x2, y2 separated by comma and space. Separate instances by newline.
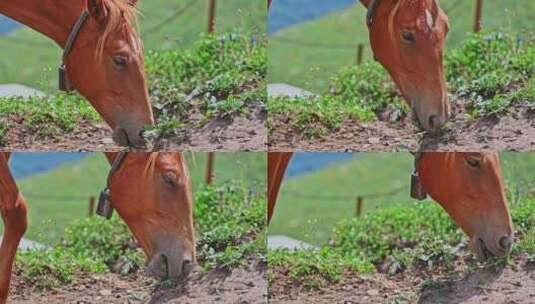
269, 102, 535, 152
0, 103, 266, 152
9, 259, 267, 304
269, 254, 535, 303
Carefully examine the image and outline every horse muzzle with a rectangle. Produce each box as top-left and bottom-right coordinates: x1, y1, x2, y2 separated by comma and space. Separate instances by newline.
112, 126, 146, 148
146, 252, 194, 280
412, 98, 450, 132
471, 234, 513, 260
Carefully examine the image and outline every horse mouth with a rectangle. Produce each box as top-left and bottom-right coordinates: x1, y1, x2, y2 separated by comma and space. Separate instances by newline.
112, 127, 146, 149
146, 253, 194, 280
474, 238, 493, 260
472, 237, 508, 260
146, 253, 169, 279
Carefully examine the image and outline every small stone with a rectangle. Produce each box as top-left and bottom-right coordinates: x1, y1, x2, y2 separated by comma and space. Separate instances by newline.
367, 289, 380, 296
99, 289, 112, 296
368, 137, 381, 145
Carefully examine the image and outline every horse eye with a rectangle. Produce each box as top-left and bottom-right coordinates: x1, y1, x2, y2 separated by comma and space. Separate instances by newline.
113, 56, 127, 68
162, 172, 178, 187
401, 31, 416, 44
466, 156, 482, 168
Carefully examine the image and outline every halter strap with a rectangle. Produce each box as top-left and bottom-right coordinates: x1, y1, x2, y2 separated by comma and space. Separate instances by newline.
59, 11, 89, 92
366, 0, 382, 26
96, 151, 127, 219
106, 151, 128, 189
62, 11, 90, 63
410, 151, 427, 200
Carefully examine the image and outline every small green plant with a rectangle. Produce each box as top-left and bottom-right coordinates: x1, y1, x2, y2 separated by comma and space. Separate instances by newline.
0, 93, 100, 138
146, 31, 267, 129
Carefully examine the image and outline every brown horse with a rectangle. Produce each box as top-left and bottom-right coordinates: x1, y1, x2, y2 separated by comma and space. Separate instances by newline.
0, 0, 154, 147
0, 152, 195, 303
268, 152, 513, 260
362, 0, 451, 131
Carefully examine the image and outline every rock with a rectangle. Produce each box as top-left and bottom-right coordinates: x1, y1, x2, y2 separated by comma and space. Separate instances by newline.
99, 289, 113, 296
368, 137, 381, 145
367, 289, 380, 296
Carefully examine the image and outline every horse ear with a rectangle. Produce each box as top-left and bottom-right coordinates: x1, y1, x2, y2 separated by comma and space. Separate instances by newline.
86, 0, 108, 22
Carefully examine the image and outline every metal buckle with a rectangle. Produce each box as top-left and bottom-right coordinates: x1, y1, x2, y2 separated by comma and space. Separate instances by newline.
97, 188, 114, 219
410, 172, 427, 200
58, 65, 73, 92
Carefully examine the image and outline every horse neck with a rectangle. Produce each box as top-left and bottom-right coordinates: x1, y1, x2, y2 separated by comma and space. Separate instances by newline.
0, 0, 84, 47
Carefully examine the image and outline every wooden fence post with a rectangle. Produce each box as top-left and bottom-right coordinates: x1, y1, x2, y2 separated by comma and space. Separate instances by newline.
474, 0, 483, 33
88, 196, 95, 217
356, 196, 363, 217
268, 0, 272, 10
206, 152, 215, 185
357, 44, 364, 65
208, 0, 217, 33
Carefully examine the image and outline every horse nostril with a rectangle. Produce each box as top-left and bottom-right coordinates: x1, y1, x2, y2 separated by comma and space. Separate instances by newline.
499, 235, 513, 251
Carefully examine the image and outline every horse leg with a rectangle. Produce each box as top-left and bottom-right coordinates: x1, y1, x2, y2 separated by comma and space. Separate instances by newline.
0, 153, 28, 304
267, 153, 293, 224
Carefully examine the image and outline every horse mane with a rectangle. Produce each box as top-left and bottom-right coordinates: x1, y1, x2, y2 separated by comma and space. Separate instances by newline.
95, 0, 139, 60
144, 153, 159, 176
387, 0, 437, 42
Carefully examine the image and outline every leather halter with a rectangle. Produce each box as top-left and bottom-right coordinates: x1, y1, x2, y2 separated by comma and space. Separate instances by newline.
366, 0, 382, 26
410, 152, 428, 200
97, 152, 128, 219
59, 11, 90, 92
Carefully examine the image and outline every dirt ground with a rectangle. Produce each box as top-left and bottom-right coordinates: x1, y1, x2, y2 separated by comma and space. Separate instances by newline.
269, 101, 535, 152
0, 103, 266, 152
9, 259, 267, 304
154, 102, 267, 152
269, 254, 535, 304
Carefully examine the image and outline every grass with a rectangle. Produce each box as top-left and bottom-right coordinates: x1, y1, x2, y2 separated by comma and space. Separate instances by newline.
268, 196, 535, 289
0, 0, 265, 92
268, 0, 535, 92
5, 152, 265, 245
0, 94, 99, 138
145, 31, 267, 139
16, 180, 266, 290
0, 31, 267, 140
269, 152, 535, 246
269, 31, 535, 138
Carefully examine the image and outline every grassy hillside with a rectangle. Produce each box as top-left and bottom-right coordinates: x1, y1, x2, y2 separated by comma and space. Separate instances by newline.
268, 0, 535, 92
0, 0, 265, 92
6, 152, 265, 244
269, 152, 535, 245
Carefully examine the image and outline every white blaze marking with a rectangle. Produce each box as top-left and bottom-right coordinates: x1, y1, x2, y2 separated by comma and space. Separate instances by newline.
425, 9, 435, 29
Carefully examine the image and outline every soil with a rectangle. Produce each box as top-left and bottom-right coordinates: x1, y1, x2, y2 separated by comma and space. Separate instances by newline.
0, 103, 266, 152
154, 102, 267, 152
9, 259, 267, 304
269, 101, 535, 152
269, 254, 535, 304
